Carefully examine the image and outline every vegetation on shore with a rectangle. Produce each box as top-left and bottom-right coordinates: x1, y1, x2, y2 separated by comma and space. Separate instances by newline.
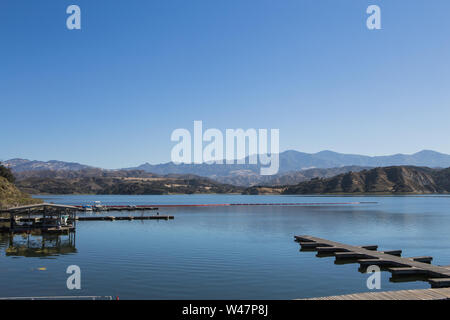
0, 164, 42, 209
15, 169, 244, 195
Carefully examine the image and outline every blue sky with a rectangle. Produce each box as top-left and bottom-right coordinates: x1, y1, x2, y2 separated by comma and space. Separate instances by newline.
1, 0, 449, 168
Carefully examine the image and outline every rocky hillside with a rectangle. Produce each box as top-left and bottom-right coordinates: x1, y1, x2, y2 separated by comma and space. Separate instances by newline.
0, 177, 42, 209
0, 164, 42, 209
14, 166, 371, 188
281, 166, 446, 194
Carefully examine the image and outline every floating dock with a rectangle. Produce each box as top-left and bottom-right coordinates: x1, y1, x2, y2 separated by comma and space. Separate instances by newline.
75, 215, 173, 221
295, 235, 450, 291
74, 205, 158, 212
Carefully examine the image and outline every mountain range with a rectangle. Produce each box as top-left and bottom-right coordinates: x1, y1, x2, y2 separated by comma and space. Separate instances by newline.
3, 159, 91, 172
4, 150, 450, 187
125, 150, 450, 176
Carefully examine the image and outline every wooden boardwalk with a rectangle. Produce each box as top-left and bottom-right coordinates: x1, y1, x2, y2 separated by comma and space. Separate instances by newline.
0, 215, 173, 223
295, 235, 450, 290
302, 288, 450, 300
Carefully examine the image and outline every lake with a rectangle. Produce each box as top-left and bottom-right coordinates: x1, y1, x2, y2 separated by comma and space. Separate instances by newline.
1, 194, 450, 299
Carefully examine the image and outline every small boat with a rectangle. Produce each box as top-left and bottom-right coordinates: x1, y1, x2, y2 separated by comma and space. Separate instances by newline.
93, 201, 105, 211
82, 205, 93, 212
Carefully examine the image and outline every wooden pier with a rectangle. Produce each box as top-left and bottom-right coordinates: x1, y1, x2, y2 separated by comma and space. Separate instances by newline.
295, 235, 450, 290
75, 205, 158, 212
302, 288, 450, 300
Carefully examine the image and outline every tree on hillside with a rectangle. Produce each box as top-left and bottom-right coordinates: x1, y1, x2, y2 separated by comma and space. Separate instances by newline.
0, 163, 15, 183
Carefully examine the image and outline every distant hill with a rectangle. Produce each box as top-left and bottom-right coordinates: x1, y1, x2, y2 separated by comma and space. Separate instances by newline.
13, 165, 372, 187
212, 166, 372, 186
15, 172, 244, 195
13, 168, 159, 180
244, 166, 450, 195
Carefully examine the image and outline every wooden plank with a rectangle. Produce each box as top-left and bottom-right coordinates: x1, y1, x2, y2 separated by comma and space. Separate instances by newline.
428, 278, 450, 288
316, 246, 349, 253
294, 236, 314, 242
358, 259, 404, 267
382, 250, 402, 257
360, 245, 378, 251
388, 267, 428, 276
335, 252, 373, 259
298, 242, 328, 248
409, 256, 433, 263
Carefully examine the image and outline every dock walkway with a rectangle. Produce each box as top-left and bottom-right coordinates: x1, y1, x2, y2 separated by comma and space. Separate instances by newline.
76, 215, 173, 221
295, 235, 450, 290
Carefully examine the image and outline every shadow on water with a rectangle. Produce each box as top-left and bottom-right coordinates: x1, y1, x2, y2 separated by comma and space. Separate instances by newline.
0, 232, 77, 258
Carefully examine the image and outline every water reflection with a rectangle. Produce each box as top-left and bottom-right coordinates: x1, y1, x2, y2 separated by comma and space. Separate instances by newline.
0, 232, 77, 258
4, 194, 450, 299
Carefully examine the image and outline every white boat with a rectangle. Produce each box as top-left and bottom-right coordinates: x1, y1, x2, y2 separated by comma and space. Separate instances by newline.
93, 201, 105, 211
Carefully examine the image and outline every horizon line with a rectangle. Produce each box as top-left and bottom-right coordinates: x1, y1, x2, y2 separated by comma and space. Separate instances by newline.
2, 149, 448, 170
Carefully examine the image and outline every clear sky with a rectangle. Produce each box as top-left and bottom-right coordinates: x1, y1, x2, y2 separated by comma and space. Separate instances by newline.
1, 0, 449, 168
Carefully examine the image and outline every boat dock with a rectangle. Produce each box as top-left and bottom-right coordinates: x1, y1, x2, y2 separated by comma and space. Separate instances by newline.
0, 203, 173, 234
0, 215, 173, 223
75, 205, 158, 212
0, 203, 78, 234
75, 215, 173, 221
294, 235, 450, 293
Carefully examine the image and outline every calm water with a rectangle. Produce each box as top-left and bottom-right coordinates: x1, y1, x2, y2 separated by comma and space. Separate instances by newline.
1, 194, 450, 299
